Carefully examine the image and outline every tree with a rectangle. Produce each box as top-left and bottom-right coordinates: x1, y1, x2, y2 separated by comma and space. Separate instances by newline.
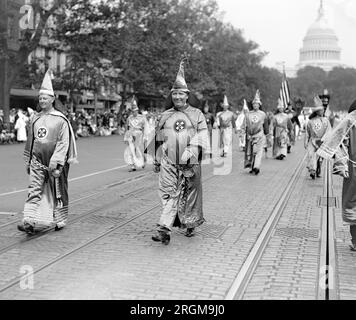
0, 0, 67, 123
290, 66, 356, 111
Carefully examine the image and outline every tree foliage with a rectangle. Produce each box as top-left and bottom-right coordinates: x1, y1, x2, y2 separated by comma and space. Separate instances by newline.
53, 0, 278, 112
290, 66, 356, 111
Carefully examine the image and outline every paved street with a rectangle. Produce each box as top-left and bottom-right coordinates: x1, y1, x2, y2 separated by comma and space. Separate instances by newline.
0, 133, 355, 300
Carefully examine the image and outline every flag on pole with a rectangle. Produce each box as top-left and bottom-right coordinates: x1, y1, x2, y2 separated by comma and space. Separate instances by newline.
279, 69, 291, 109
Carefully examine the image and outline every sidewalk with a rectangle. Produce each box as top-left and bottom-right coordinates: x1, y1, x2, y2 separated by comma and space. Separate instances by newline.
0, 139, 309, 299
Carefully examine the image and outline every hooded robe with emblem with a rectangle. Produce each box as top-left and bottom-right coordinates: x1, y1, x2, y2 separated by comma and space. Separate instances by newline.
151, 105, 209, 231
305, 114, 331, 174
22, 109, 77, 229
243, 109, 268, 169
272, 111, 293, 158
317, 110, 356, 224
124, 113, 146, 168
216, 109, 236, 155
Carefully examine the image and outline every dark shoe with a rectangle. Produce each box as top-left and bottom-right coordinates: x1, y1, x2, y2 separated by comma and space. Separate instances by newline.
249, 169, 254, 174
18, 222, 35, 234
152, 231, 170, 245
310, 173, 316, 180
128, 167, 136, 172
185, 228, 195, 237
17, 223, 26, 232
287, 146, 291, 153
350, 243, 356, 251
254, 168, 260, 175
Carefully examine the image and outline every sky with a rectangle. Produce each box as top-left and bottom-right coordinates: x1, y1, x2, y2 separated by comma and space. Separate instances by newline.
216, 0, 356, 70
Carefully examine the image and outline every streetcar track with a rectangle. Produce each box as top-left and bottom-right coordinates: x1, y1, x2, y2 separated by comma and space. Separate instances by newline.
317, 159, 338, 300
0, 174, 216, 294
225, 153, 307, 300
0, 171, 154, 230
0, 172, 157, 256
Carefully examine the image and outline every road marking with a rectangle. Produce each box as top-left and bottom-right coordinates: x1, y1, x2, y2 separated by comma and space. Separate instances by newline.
0, 164, 129, 197
0, 212, 18, 215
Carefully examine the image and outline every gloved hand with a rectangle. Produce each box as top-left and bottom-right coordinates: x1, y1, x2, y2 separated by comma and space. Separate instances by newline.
181, 149, 193, 162
52, 169, 61, 178
49, 161, 57, 172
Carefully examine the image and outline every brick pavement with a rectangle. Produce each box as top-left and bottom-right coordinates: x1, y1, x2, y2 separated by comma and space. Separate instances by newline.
0, 138, 307, 299
242, 159, 324, 300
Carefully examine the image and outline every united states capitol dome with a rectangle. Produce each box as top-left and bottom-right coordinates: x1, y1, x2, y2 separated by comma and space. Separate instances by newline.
297, 0, 343, 72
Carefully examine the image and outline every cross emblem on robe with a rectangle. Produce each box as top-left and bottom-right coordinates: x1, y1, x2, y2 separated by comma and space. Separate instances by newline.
37, 127, 48, 139
175, 120, 186, 132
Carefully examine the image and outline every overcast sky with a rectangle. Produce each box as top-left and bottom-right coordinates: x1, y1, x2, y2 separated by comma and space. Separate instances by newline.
216, 0, 356, 70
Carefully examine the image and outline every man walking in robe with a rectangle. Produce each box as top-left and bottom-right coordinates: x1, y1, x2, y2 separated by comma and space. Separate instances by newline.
244, 90, 269, 175
202, 101, 214, 158
149, 60, 209, 245
272, 99, 294, 160
305, 95, 331, 180
236, 99, 249, 152
319, 88, 336, 127
18, 70, 78, 234
124, 98, 146, 172
317, 99, 356, 250
216, 95, 237, 157
285, 103, 296, 154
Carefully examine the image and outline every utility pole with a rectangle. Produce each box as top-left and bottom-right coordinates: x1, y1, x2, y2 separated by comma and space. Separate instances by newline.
0, 0, 9, 124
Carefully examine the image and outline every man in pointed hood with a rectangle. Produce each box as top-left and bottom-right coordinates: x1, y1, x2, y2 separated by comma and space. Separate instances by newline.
243, 90, 269, 175
317, 99, 356, 250
124, 97, 147, 171
272, 98, 293, 160
216, 95, 237, 157
18, 69, 78, 234
149, 59, 209, 245
304, 95, 331, 180
235, 99, 249, 151
202, 100, 214, 157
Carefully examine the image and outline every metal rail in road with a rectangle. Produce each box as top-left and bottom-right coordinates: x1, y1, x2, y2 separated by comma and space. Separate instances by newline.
317, 159, 338, 300
225, 153, 307, 300
225, 155, 339, 300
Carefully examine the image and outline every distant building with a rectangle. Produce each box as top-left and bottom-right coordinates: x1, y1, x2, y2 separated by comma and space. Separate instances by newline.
297, 0, 345, 72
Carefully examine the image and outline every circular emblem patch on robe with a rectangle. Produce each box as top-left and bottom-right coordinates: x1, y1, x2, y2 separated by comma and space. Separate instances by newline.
251, 115, 258, 123
174, 120, 186, 132
37, 127, 48, 139
313, 122, 322, 131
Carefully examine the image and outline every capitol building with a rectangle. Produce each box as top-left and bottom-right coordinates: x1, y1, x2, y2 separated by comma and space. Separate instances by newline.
296, 0, 344, 72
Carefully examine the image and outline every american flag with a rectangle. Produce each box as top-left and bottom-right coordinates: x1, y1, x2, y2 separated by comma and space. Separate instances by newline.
279, 69, 291, 109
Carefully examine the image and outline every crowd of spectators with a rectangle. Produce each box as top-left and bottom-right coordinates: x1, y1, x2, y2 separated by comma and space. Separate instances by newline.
0, 106, 163, 145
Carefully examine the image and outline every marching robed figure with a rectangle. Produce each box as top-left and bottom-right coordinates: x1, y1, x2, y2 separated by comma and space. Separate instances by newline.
202, 101, 215, 157
216, 95, 237, 157
304, 95, 331, 179
149, 59, 209, 245
235, 100, 249, 151
272, 99, 294, 160
18, 70, 78, 234
317, 99, 356, 250
124, 97, 146, 172
243, 90, 269, 175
